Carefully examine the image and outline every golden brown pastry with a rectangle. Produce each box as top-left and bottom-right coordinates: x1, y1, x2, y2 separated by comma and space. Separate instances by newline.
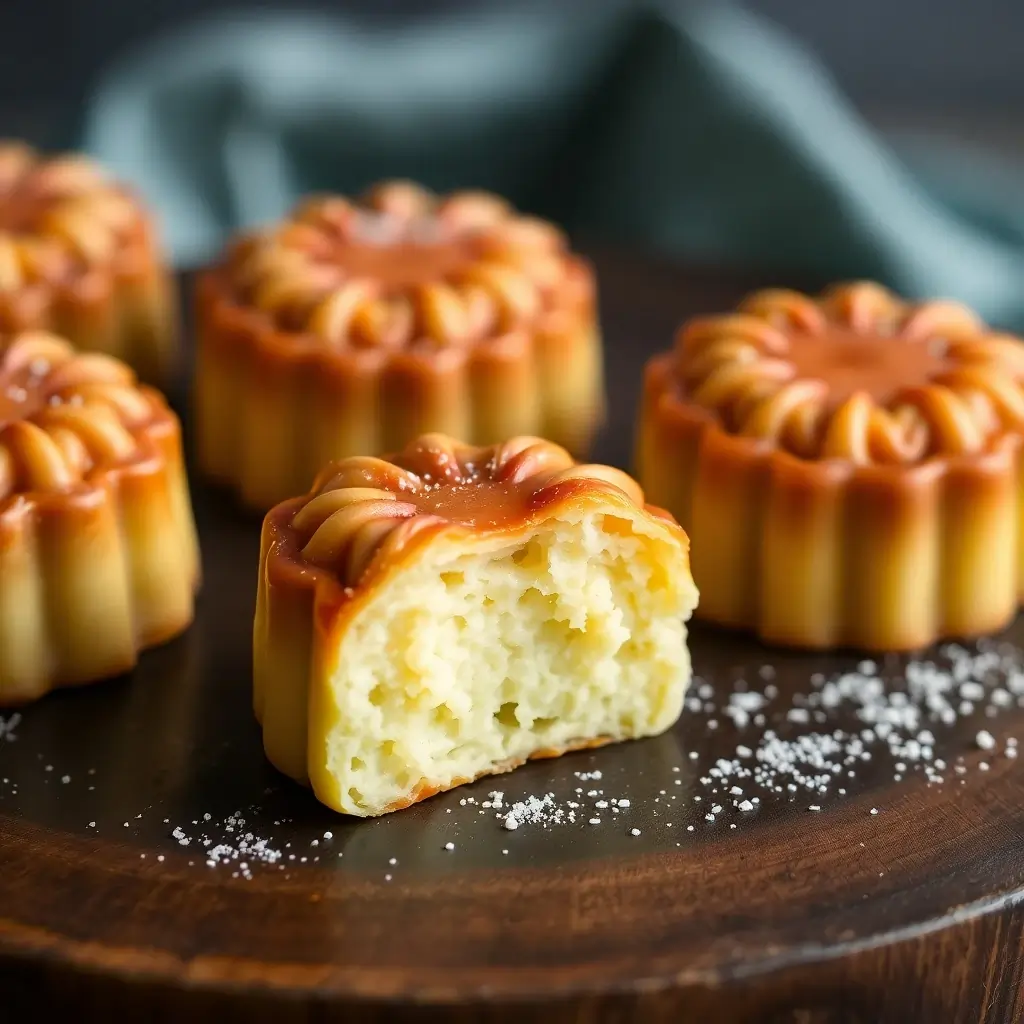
0, 331, 199, 703
196, 182, 604, 511
638, 282, 1024, 651
0, 143, 177, 384
255, 433, 696, 816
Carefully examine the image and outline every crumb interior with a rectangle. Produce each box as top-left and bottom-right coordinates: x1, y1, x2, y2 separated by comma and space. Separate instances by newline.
322, 510, 695, 815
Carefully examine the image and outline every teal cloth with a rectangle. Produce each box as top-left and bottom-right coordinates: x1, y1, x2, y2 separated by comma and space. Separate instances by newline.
80, 1, 1024, 327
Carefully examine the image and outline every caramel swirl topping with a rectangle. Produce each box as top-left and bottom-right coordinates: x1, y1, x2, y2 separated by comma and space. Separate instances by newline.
227, 182, 571, 348
0, 331, 159, 501
289, 434, 644, 586
0, 142, 141, 288
674, 282, 1024, 465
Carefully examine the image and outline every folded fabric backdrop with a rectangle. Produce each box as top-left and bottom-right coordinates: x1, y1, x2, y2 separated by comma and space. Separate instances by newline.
80, 0, 1024, 328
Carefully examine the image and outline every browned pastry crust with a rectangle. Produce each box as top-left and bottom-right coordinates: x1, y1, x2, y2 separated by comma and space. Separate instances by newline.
278, 433, 652, 587
196, 182, 605, 510
0, 331, 199, 703
254, 433, 695, 816
638, 282, 1024, 650
0, 143, 177, 384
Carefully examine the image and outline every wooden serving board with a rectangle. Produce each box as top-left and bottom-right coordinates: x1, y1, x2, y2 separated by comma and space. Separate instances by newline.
0, 254, 1022, 1024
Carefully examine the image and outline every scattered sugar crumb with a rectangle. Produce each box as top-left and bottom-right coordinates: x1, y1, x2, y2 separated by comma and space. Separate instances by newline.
31, 640, 1021, 873
976, 730, 996, 751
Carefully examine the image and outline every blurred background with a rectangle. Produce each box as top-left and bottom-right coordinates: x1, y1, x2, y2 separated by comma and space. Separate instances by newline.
2, 0, 1023, 320
7, 0, 1022, 154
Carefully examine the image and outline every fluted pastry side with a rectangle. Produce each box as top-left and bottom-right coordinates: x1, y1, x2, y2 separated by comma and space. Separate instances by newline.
0, 143, 178, 385
196, 182, 604, 511
255, 434, 696, 816
0, 332, 199, 703
638, 282, 1024, 651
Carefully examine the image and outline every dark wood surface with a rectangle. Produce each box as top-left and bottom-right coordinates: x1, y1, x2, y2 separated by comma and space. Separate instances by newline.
0, 252, 1022, 1023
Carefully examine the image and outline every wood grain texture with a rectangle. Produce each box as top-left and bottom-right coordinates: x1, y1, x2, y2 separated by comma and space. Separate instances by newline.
0, 253, 1021, 1022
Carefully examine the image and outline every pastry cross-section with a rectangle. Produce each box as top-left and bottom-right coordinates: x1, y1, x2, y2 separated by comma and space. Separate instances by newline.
638, 282, 1024, 651
0, 331, 200, 703
255, 434, 697, 816
0, 143, 178, 384
196, 182, 605, 510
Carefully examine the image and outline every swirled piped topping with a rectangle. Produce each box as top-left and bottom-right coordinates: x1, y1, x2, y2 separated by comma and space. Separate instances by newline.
225, 182, 575, 348
0, 143, 143, 287
289, 433, 644, 586
0, 331, 160, 501
674, 282, 1024, 465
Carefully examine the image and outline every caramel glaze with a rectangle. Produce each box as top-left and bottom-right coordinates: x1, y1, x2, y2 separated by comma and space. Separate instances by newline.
0, 218, 159, 342
316, 238, 476, 289
640, 281, 1024, 651
0, 333, 175, 512
0, 149, 164, 366
784, 327, 953, 409
0, 439, 173, 525
0, 187, 54, 235
408, 479, 534, 528
260, 435, 683, 634
208, 251, 593, 353
0, 362, 47, 424
668, 283, 1024, 467
217, 184, 588, 351
0, 145, 150, 285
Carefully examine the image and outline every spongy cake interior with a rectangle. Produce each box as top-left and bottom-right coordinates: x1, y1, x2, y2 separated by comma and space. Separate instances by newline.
314, 507, 696, 816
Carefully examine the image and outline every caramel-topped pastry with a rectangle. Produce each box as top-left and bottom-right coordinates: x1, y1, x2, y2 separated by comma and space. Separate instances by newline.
0, 331, 199, 703
0, 143, 177, 385
196, 182, 604, 511
638, 282, 1024, 651
255, 433, 696, 816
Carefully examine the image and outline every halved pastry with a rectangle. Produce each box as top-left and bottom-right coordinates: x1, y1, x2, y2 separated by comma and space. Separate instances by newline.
255, 434, 696, 816
0, 331, 199, 703
196, 182, 604, 511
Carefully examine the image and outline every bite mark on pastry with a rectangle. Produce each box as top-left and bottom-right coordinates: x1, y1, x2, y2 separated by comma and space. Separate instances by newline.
255, 434, 696, 816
